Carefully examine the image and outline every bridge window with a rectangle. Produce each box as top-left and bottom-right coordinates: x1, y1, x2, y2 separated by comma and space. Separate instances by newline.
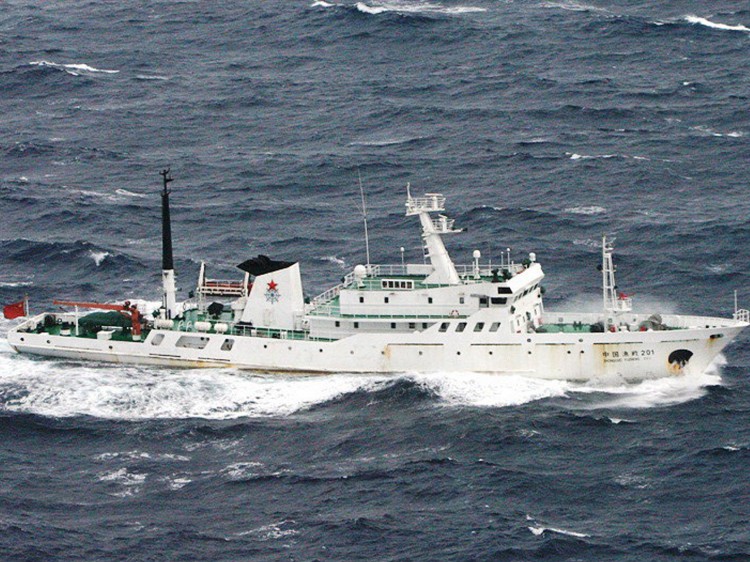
497, 287, 512, 295
151, 334, 164, 346
381, 280, 414, 290
489, 322, 501, 332
456, 322, 467, 332
221, 339, 234, 351
474, 322, 485, 332
491, 297, 507, 305
439, 322, 449, 332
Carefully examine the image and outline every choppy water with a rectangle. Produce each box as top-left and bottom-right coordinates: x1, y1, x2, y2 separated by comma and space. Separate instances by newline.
2, 1, 750, 559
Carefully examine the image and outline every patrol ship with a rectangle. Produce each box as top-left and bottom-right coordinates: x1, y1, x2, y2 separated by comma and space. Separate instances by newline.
6, 171, 748, 381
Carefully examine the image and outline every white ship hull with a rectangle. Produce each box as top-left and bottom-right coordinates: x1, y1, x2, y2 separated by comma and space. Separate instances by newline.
8, 312, 743, 382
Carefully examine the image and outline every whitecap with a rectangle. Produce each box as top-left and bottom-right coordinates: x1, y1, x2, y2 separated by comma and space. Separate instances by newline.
568, 152, 618, 160
29, 60, 119, 76
572, 238, 599, 248
357, 2, 388, 14
235, 520, 299, 540
321, 255, 347, 269
115, 188, 147, 198
526, 515, 591, 538
166, 476, 192, 490
411, 372, 570, 408
541, 1, 609, 14
134, 74, 169, 81
691, 125, 745, 138
564, 205, 606, 215
684, 15, 750, 32
0, 281, 33, 288
89, 250, 110, 266
350, 136, 423, 146
311, 0, 333, 6
356, 2, 485, 16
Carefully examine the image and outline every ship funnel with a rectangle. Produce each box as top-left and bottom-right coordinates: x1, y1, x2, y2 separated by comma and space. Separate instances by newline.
160, 169, 177, 319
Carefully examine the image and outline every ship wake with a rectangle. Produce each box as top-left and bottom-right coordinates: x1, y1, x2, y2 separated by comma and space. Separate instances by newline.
0, 341, 727, 420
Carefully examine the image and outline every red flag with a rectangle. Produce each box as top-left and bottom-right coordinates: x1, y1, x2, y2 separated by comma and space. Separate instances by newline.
3, 300, 26, 319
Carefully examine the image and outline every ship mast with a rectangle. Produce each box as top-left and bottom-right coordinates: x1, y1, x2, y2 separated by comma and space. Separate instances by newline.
406, 187, 462, 285
160, 169, 177, 319
602, 235, 631, 326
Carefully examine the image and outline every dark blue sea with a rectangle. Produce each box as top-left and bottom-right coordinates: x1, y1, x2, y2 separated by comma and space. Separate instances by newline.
2, 1, 750, 560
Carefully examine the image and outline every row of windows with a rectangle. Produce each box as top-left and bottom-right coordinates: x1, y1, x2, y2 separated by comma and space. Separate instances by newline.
335, 320, 431, 330
354, 283, 539, 306
381, 279, 415, 290
439, 321, 501, 333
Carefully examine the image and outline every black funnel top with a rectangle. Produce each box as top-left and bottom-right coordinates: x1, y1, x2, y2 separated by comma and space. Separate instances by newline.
237, 255, 295, 276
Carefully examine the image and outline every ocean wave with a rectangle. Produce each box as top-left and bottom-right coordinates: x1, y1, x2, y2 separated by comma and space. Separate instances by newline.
526, 515, 590, 538
88, 250, 110, 266
355, 1, 486, 16
349, 135, 426, 147
134, 74, 169, 81
412, 372, 570, 407
690, 125, 744, 138
684, 15, 750, 32
564, 205, 606, 215
29, 60, 119, 76
321, 255, 348, 269
115, 188, 147, 198
540, 1, 609, 14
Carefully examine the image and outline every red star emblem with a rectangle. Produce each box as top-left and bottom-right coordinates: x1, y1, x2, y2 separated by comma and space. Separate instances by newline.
267, 280, 278, 291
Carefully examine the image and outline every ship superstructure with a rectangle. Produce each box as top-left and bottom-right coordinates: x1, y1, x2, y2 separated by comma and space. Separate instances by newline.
6, 176, 747, 381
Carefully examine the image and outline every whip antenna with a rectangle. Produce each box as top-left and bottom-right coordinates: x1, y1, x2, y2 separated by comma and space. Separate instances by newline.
358, 169, 371, 267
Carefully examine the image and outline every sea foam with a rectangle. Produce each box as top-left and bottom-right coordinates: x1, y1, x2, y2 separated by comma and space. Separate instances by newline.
684, 15, 750, 32
29, 60, 119, 76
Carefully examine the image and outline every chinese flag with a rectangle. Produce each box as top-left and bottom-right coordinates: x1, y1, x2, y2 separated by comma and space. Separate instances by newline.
3, 300, 26, 319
